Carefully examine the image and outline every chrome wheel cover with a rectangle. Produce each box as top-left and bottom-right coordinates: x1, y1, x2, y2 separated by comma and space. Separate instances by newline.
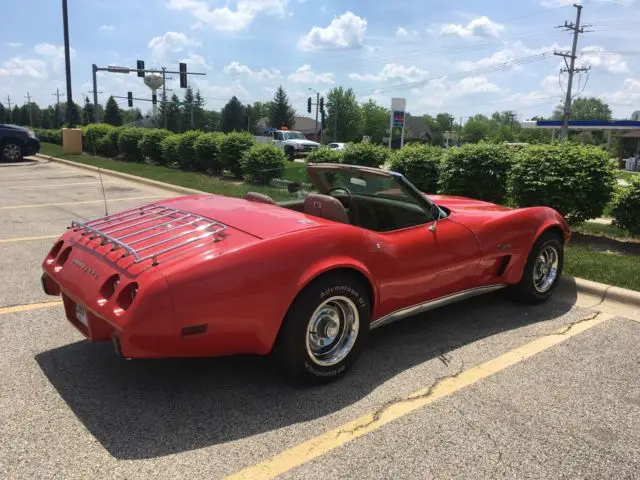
3, 144, 21, 161
305, 295, 359, 367
533, 245, 559, 293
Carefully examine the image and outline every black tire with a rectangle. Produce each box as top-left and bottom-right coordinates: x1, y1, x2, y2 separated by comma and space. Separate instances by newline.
1, 140, 23, 163
285, 147, 295, 162
508, 231, 564, 304
274, 274, 370, 384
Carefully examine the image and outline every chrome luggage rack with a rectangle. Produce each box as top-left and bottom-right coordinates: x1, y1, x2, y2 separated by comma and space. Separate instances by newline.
70, 204, 227, 266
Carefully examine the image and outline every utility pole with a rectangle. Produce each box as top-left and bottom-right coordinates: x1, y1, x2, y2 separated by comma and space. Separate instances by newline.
162, 67, 168, 129
314, 92, 319, 140
62, 0, 75, 127
509, 112, 517, 134
52, 88, 65, 127
25, 92, 33, 126
554, 4, 591, 139
6, 95, 12, 123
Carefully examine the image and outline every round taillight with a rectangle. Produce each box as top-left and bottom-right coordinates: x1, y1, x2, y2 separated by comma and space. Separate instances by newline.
100, 274, 120, 300
115, 282, 138, 312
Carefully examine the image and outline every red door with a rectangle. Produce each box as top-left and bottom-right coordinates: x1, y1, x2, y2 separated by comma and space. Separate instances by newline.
361, 217, 481, 321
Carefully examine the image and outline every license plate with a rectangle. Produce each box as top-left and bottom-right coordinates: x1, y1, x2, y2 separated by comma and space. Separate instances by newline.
75, 304, 88, 327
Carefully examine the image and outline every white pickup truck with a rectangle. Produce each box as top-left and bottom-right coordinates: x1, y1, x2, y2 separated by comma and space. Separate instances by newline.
272, 130, 320, 161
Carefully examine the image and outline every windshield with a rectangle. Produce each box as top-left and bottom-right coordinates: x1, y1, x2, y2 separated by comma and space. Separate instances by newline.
284, 132, 306, 140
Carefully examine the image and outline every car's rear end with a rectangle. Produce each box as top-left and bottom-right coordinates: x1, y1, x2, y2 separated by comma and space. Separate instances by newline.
41, 202, 250, 358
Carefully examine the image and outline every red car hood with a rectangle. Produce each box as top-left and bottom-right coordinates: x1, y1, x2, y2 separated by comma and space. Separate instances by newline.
158, 194, 325, 239
427, 194, 511, 213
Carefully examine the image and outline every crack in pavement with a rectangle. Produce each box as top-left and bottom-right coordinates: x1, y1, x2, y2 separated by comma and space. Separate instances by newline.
450, 404, 504, 473
339, 361, 466, 437
547, 311, 605, 337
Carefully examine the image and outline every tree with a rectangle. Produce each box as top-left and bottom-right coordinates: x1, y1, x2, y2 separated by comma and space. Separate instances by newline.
0, 103, 5, 123
360, 99, 389, 144
83, 96, 95, 124
220, 96, 245, 132
326, 87, 362, 142
193, 90, 206, 130
12, 105, 22, 125
158, 93, 182, 132
552, 97, 612, 121
206, 110, 221, 131
268, 86, 295, 130
462, 114, 490, 143
104, 96, 123, 126
182, 86, 195, 131
41, 108, 53, 129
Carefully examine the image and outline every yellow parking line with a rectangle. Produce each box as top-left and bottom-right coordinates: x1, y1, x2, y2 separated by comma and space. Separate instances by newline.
0, 301, 63, 316
0, 235, 59, 244
226, 312, 613, 480
0, 196, 164, 210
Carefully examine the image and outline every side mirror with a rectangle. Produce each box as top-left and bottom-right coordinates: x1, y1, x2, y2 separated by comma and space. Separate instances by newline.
429, 204, 441, 232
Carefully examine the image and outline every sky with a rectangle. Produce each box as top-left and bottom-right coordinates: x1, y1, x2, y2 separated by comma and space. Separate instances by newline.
0, 0, 639, 121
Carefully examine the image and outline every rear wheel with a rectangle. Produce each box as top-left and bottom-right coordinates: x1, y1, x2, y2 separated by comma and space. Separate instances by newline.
274, 274, 370, 383
1, 141, 23, 162
285, 146, 295, 161
508, 231, 564, 304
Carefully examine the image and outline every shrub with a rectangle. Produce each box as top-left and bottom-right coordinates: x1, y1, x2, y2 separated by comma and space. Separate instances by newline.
240, 144, 287, 184
160, 134, 181, 166
194, 132, 225, 173
611, 177, 640, 234
117, 127, 146, 162
96, 135, 118, 157
175, 131, 203, 171
509, 142, 615, 224
83, 123, 117, 151
138, 129, 172, 164
35, 129, 62, 145
341, 143, 389, 168
439, 143, 513, 204
220, 132, 255, 177
307, 146, 343, 164
389, 144, 443, 193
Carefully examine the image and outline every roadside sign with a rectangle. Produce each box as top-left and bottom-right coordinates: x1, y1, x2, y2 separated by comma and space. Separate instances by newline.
392, 111, 405, 128
107, 66, 131, 74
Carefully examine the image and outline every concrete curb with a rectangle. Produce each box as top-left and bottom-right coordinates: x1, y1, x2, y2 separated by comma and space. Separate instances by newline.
34, 153, 206, 196
558, 275, 640, 306
31, 153, 640, 310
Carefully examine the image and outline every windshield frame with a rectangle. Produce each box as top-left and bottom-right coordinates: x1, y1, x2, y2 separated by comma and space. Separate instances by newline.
284, 132, 306, 140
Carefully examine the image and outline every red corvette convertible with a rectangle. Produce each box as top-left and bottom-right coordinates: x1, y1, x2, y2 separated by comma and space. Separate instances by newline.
41, 163, 570, 382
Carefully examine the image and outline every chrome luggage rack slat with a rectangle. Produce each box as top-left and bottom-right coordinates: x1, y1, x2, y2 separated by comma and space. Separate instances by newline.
70, 204, 226, 266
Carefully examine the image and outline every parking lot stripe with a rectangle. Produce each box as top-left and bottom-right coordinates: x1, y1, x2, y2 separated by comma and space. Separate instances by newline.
0, 196, 165, 210
0, 235, 59, 244
0, 301, 63, 316
6, 181, 111, 189
226, 312, 613, 480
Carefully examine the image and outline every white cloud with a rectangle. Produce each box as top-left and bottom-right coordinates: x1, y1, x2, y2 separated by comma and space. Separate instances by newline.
440, 16, 505, 39
457, 76, 501, 94
0, 57, 47, 78
99, 25, 114, 32
223, 61, 282, 80
456, 41, 563, 72
181, 52, 211, 70
34, 43, 75, 74
168, 0, 288, 32
412, 75, 501, 109
298, 11, 367, 51
601, 78, 640, 108
148, 32, 200, 59
288, 64, 335, 84
7, 42, 21, 47
541, 0, 634, 6
396, 27, 409, 37
580, 46, 629, 74
349, 63, 428, 82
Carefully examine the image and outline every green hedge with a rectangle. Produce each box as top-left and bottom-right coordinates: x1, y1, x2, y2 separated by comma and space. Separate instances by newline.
307, 146, 343, 164
439, 143, 513, 204
611, 177, 640, 234
241, 144, 287, 183
96, 134, 118, 157
160, 134, 181, 166
35, 129, 62, 145
341, 143, 389, 168
509, 143, 615, 224
175, 131, 203, 171
139, 129, 172, 164
117, 127, 146, 162
82, 124, 117, 151
220, 132, 255, 177
389, 144, 442, 193
194, 132, 225, 173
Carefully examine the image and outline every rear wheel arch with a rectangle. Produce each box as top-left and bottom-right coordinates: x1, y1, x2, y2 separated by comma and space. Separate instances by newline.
536, 224, 565, 245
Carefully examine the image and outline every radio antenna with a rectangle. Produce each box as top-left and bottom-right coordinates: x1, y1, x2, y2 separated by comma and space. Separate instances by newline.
90, 131, 109, 216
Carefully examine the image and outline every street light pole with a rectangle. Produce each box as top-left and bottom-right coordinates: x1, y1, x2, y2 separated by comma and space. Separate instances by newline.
62, 0, 74, 127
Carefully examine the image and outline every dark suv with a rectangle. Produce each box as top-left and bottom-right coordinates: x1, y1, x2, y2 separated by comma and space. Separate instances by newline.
0, 124, 41, 162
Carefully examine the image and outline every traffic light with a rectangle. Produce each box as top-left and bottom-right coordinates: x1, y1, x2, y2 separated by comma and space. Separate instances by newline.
319, 97, 324, 110
321, 107, 326, 129
127, 91, 133, 107
136, 60, 145, 78
179, 62, 188, 88
307, 97, 312, 114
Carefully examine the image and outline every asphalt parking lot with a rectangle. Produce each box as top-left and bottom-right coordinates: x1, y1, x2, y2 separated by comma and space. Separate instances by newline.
1, 157, 639, 479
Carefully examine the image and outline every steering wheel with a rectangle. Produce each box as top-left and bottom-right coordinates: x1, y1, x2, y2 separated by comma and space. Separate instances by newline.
326, 187, 352, 209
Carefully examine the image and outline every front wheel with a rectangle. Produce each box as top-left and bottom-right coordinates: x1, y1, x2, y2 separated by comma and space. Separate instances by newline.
285, 147, 295, 161
508, 231, 564, 304
274, 274, 370, 383
2, 141, 23, 162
